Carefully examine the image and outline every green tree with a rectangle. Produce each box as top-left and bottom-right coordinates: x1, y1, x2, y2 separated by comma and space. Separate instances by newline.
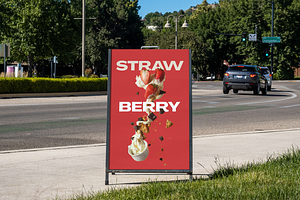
189, 1, 225, 78
267, 0, 300, 79
189, 0, 300, 79
2, 0, 80, 77
86, 0, 144, 75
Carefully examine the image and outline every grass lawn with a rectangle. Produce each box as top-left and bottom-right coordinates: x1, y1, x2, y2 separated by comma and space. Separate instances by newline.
57, 148, 300, 200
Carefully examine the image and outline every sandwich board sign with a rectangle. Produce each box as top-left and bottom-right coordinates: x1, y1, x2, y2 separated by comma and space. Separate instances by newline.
105, 49, 192, 185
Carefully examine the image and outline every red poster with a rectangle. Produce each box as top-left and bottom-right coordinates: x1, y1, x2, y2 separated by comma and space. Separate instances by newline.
107, 49, 191, 171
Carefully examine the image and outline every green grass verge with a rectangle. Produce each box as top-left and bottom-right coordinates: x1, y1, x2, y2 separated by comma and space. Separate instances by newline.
58, 148, 300, 200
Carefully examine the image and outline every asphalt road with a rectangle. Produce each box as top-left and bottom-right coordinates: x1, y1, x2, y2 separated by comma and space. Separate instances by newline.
0, 80, 299, 151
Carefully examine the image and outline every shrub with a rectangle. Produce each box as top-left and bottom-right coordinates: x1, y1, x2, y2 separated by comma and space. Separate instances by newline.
274, 67, 294, 80
61, 75, 79, 78
0, 77, 107, 93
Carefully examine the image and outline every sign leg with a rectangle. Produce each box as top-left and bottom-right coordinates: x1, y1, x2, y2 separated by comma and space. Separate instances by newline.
105, 172, 109, 185
189, 172, 193, 182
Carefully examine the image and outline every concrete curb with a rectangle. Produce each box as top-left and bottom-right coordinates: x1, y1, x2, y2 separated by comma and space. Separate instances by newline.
2, 128, 300, 155
0, 91, 107, 98
0, 143, 106, 154
193, 128, 300, 139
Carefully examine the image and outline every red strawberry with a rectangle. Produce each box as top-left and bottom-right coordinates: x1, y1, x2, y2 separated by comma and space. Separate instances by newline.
140, 68, 150, 84
155, 68, 165, 82
144, 84, 158, 99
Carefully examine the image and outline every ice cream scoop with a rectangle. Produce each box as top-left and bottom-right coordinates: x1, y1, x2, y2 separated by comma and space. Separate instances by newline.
128, 130, 149, 161
128, 130, 147, 155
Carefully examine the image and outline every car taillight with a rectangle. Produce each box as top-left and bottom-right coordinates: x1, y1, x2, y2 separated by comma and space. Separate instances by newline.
225, 82, 229, 84
224, 73, 229, 77
250, 74, 256, 78
269, 74, 272, 77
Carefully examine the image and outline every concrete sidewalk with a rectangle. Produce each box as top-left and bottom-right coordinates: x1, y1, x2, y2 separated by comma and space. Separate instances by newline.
1, 128, 300, 200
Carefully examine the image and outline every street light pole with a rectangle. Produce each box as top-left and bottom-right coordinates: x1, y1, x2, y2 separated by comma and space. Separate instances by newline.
266, 0, 275, 76
175, 17, 178, 49
271, 1, 274, 76
164, 15, 189, 49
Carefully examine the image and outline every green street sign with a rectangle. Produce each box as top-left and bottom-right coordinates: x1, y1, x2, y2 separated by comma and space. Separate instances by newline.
262, 37, 281, 43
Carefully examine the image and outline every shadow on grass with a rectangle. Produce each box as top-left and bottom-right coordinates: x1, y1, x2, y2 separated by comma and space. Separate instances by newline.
210, 146, 300, 180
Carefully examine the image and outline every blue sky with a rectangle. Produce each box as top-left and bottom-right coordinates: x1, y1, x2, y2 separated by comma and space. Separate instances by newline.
138, 0, 219, 18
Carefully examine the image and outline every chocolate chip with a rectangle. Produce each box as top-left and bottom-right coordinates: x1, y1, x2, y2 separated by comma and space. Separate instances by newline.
159, 90, 166, 94
148, 112, 157, 121
133, 126, 139, 131
130, 122, 134, 125
159, 136, 164, 141
138, 117, 144, 121
159, 108, 165, 114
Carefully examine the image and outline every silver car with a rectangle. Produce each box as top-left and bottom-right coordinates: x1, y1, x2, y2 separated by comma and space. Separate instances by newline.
259, 66, 272, 91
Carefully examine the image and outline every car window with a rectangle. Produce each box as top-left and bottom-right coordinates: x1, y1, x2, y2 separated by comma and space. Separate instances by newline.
261, 69, 270, 75
228, 66, 255, 72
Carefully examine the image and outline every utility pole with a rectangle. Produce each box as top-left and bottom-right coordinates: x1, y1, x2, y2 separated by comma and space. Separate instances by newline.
74, 1, 95, 77
4, 44, 6, 77
82, 0, 85, 77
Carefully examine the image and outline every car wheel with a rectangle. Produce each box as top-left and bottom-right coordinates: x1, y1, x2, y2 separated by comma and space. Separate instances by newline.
253, 83, 260, 95
233, 89, 238, 94
223, 85, 229, 94
262, 84, 267, 95
267, 86, 271, 91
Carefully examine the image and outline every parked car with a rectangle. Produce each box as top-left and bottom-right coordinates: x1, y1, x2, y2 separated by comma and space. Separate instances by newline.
259, 66, 272, 91
223, 64, 268, 95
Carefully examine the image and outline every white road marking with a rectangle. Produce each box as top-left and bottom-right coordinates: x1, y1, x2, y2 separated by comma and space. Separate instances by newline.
203, 106, 216, 108
280, 86, 300, 92
192, 100, 219, 104
280, 104, 300, 108
59, 117, 80, 120
236, 92, 297, 105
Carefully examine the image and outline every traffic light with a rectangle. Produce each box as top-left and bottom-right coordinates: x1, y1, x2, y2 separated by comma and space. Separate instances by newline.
265, 47, 269, 56
242, 32, 247, 42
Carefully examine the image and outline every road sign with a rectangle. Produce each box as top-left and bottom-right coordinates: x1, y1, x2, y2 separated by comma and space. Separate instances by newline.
249, 34, 257, 41
263, 37, 281, 43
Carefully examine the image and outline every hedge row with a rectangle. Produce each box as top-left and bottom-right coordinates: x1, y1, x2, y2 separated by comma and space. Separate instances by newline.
0, 77, 107, 93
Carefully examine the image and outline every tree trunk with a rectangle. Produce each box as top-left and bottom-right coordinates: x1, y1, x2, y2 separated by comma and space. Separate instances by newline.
27, 55, 33, 77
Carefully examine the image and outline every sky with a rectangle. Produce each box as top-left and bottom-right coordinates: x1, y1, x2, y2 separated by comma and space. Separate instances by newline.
138, 0, 219, 18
